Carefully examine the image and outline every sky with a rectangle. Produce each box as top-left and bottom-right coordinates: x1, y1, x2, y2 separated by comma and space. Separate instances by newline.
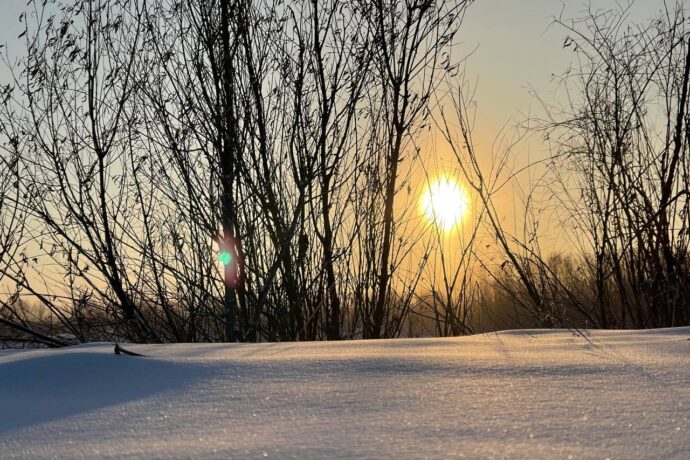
440, 0, 661, 169
0, 0, 665, 122
0, 0, 670, 256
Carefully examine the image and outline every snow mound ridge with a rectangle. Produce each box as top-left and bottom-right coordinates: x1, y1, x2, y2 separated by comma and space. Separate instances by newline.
1, 328, 689, 459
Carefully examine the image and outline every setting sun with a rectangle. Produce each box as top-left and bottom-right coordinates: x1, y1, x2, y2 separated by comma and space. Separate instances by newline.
420, 175, 470, 232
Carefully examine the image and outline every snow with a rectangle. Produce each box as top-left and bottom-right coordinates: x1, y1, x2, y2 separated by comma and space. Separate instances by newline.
1, 329, 689, 459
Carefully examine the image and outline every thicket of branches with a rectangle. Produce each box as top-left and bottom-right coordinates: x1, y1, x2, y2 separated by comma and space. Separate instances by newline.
532, 2, 690, 329
1, 0, 690, 346
0, 0, 474, 344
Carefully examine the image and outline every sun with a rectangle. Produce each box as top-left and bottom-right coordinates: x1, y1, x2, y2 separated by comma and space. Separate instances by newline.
420, 175, 469, 232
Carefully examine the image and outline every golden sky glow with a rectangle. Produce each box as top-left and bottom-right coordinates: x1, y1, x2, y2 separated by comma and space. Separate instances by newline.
420, 175, 469, 233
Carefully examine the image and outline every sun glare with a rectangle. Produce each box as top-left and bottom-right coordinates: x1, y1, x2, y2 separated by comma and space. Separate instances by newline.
420, 175, 469, 232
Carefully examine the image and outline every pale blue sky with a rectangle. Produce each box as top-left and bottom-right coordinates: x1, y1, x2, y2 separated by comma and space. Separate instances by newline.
0, 0, 28, 49
0, 0, 668, 136
459, 1, 664, 140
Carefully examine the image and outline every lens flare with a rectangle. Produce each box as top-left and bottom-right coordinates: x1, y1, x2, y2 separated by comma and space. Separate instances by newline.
219, 251, 233, 265
420, 175, 469, 232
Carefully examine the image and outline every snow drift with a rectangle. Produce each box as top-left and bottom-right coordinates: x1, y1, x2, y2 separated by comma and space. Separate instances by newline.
1, 328, 689, 459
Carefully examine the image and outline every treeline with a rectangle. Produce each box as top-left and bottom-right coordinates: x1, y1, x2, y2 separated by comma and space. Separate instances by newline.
1, 0, 690, 346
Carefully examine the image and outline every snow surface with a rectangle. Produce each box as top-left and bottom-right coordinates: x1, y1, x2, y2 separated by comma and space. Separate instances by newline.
1, 328, 690, 459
